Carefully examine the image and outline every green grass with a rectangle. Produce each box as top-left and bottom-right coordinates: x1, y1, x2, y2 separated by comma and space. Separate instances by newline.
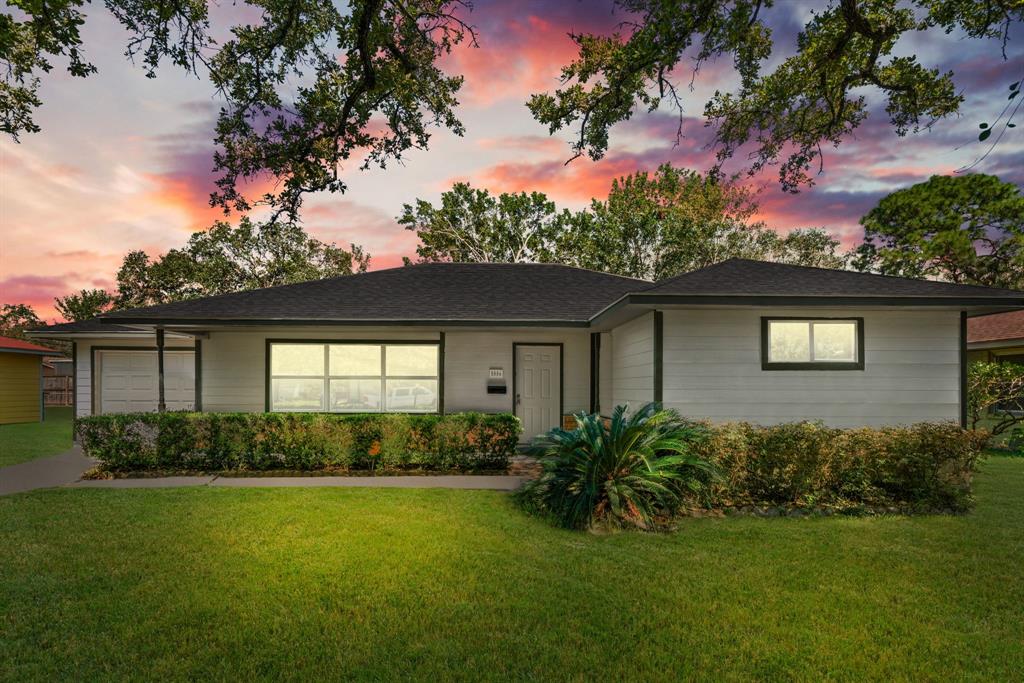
2, 458, 1023, 681
0, 407, 73, 467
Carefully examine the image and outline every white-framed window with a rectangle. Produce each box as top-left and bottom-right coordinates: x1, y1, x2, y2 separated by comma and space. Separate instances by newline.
269, 342, 440, 412
761, 318, 863, 370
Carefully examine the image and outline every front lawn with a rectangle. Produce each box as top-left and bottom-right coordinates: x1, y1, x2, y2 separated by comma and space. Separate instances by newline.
0, 407, 73, 467
1, 458, 1022, 680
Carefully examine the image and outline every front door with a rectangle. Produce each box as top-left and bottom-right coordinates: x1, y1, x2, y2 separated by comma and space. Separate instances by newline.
515, 345, 561, 442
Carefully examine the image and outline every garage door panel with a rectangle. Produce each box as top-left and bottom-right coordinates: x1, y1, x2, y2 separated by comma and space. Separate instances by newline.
98, 350, 195, 414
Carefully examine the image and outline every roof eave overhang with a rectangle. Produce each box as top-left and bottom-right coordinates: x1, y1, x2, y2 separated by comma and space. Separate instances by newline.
98, 317, 593, 328
26, 329, 196, 340
589, 293, 1024, 329
967, 337, 1024, 350
79, 294, 1024, 334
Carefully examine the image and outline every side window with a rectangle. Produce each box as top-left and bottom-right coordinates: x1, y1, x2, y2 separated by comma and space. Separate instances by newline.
761, 318, 864, 370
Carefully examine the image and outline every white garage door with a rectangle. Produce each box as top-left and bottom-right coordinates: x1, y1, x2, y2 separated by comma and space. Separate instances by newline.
97, 350, 196, 414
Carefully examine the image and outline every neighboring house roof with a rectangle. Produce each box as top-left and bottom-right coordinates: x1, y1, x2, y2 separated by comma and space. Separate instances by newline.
639, 259, 1024, 299
99, 263, 651, 325
0, 336, 56, 355
968, 310, 1024, 344
26, 260, 1024, 333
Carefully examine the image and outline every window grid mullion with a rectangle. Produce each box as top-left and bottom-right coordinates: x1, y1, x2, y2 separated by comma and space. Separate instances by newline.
271, 342, 440, 413
809, 322, 817, 363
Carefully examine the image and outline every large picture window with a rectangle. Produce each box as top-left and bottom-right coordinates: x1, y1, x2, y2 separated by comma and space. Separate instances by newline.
269, 342, 440, 412
761, 318, 864, 370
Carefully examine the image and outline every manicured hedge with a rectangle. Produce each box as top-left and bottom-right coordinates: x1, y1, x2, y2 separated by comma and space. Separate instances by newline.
688, 420, 988, 512
76, 412, 521, 473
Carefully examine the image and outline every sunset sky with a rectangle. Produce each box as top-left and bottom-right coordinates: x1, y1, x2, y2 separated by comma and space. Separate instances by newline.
1, 0, 1021, 321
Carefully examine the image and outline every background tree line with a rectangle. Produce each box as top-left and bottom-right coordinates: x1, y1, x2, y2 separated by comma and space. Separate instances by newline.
3, 167, 1022, 339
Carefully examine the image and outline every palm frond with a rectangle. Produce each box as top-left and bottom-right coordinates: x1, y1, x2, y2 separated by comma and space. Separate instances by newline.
516, 403, 719, 531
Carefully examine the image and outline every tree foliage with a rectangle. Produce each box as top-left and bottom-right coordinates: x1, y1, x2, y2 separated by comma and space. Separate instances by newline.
404, 164, 848, 280
528, 0, 1023, 191
2, 0, 473, 217
968, 360, 1024, 436
3, 0, 1020, 214
854, 173, 1024, 288
115, 217, 370, 308
54, 289, 115, 322
562, 165, 848, 280
399, 183, 565, 263
0, 303, 42, 339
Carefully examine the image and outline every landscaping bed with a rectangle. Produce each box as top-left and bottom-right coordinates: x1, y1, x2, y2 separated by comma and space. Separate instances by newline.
519, 407, 989, 530
76, 411, 520, 474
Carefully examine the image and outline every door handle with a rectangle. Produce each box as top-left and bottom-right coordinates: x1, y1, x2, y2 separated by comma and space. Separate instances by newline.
515, 393, 521, 406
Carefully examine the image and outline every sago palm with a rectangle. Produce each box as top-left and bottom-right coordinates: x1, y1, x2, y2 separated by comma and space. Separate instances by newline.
520, 403, 717, 530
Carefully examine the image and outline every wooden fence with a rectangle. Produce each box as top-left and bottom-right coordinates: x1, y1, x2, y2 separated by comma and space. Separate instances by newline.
44, 376, 73, 407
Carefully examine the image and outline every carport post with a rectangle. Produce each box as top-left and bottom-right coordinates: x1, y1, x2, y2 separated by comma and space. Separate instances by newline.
156, 328, 166, 412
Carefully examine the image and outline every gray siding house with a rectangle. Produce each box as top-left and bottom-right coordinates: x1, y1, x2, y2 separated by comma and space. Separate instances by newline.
31, 260, 1024, 441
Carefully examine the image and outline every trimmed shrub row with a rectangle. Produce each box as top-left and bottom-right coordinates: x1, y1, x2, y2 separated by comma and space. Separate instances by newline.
76, 412, 521, 473
687, 420, 988, 512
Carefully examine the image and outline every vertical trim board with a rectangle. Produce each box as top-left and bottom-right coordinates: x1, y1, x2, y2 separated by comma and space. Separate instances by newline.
960, 311, 968, 428
653, 311, 664, 404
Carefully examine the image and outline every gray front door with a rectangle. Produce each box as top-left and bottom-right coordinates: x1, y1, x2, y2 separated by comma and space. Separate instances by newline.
515, 345, 560, 441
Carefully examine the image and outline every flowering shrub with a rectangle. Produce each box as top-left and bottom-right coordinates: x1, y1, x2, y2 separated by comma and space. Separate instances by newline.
76, 412, 520, 473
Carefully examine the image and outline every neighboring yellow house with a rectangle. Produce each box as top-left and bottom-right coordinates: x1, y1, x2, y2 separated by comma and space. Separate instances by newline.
0, 336, 57, 424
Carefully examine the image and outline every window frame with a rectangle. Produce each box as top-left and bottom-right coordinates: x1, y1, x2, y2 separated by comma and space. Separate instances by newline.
265, 339, 443, 413
760, 317, 865, 371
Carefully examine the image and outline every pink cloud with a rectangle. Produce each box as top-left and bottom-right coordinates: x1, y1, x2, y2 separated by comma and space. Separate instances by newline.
443, 1, 620, 106
302, 199, 420, 270
0, 275, 75, 321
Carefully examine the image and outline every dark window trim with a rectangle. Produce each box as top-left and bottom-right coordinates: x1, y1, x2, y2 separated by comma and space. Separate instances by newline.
263, 338, 443, 414
760, 317, 865, 371
88, 345, 196, 415
512, 342, 564, 435
589, 332, 600, 414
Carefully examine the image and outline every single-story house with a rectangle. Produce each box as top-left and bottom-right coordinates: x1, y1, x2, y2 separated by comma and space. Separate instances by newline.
968, 310, 1024, 365
28, 259, 1024, 441
0, 336, 58, 424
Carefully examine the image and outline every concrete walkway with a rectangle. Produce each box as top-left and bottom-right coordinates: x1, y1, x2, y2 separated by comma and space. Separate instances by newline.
0, 446, 96, 496
69, 474, 527, 491
1, 446, 527, 494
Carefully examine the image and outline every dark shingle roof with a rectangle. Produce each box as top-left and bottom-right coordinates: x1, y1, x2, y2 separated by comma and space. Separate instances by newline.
102, 263, 650, 324
51, 260, 1024, 330
639, 259, 1024, 299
